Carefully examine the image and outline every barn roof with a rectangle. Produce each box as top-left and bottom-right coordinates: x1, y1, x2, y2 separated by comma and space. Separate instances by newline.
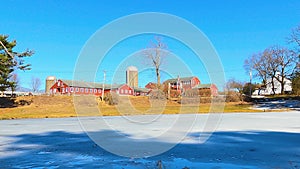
127, 66, 138, 71
62, 80, 94, 88
193, 84, 213, 89
60, 79, 125, 90
110, 84, 128, 89
164, 76, 197, 83
133, 87, 151, 93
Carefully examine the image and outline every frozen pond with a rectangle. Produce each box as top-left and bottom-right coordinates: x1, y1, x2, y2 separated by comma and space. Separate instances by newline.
1, 112, 300, 168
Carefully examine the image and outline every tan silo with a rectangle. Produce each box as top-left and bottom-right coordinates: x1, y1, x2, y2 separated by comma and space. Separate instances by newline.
126, 66, 138, 88
45, 76, 56, 94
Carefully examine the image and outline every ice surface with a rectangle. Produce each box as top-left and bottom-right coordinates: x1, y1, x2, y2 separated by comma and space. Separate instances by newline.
1, 112, 300, 168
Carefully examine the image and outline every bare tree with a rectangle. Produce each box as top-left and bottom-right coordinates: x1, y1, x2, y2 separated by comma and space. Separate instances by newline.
264, 47, 279, 95
225, 78, 244, 93
144, 37, 168, 89
244, 52, 268, 86
271, 46, 297, 94
225, 78, 245, 102
245, 46, 297, 95
245, 48, 278, 94
288, 24, 300, 47
288, 24, 300, 75
288, 25, 300, 95
31, 77, 41, 93
9, 73, 20, 96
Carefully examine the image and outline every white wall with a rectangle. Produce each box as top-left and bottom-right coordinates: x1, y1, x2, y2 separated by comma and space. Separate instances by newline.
253, 76, 292, 95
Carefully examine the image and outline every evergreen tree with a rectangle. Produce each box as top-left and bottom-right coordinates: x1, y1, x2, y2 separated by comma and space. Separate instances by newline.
292, 72, 300, 95
0, 35, 33, 93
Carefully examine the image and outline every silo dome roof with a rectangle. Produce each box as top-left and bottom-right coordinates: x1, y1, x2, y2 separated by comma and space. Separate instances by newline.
46, 76, 56, 80
127, 66, 138, 71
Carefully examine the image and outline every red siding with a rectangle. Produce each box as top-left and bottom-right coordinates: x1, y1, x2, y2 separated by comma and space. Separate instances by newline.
50, 80, 106, 96
50, 80, 133, 96
170, 77, 201, 90
50, 80, 69, 94
117, 84, 134, 95
145, 82, 157, 89
191, 77, 200, 88
210, 84, 218, 96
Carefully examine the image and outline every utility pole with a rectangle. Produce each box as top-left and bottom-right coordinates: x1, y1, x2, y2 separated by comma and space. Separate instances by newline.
168, 83, 171, 99
249, 69, 252, 96
102, 70, 106, 101
177, 75, 180, 91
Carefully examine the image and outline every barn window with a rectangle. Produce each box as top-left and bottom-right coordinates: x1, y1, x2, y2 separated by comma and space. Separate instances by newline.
80, 88, 84, 92
90, 89, 93, 93
129, 90, 131, 94
76, 88, 79, 92
94, 89, 97, 93
70, 87, 73, 92
125, 89, 128, 94
85, 88, 88, 93
121, 89, 124, 93
62, 88, 65, 93
98, 89, 102, 93
66, 88, 68, 92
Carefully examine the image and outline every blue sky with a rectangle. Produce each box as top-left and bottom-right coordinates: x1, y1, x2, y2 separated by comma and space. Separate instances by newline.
1, 0, 299, 90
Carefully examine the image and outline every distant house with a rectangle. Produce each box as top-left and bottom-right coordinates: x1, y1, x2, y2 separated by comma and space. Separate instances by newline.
111, 84, 135, 96
133, 88, 152, 96
1, 91, 32, 97
49, 79, 134, 96
192, 84, 218, 96
163, 76, 200, 90
252, 74, 292, 95
145, 82, 157, 89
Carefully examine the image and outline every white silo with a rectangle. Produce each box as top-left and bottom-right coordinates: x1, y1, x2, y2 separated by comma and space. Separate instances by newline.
126, 66, 138, 88
45, 76, 56, 94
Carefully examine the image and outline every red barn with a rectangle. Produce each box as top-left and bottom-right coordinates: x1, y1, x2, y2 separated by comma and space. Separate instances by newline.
111, 84, 134, 96
145, 82, 157, 89
193, 84, 218, 96
133, 88, 152, 96
49, 79, 134, 96
164, 76, 201, 90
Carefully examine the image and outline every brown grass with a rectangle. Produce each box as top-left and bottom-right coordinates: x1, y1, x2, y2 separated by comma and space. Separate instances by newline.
0, 95, 264, 120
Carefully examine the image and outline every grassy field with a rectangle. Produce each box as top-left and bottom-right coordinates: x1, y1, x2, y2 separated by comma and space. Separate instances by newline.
0, 95, 266, 120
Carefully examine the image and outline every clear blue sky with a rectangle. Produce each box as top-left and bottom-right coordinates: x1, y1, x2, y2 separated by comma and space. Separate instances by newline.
1, 0, 299, 90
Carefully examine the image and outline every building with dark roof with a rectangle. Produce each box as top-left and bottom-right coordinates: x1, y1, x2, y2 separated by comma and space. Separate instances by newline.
192, 83, 218, 96
49, 79, 134, 96
163, 76, 200, 90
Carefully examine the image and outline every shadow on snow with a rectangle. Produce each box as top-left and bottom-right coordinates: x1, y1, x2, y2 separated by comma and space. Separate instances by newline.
1, 130, 300, 168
